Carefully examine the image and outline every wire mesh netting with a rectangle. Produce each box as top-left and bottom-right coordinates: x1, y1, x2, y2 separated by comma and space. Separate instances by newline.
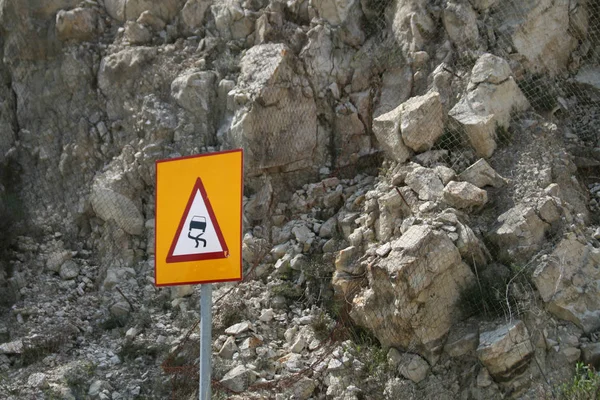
0, 0, 599, 399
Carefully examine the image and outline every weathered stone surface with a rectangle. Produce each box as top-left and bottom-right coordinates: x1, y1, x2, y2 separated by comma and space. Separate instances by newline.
487, 204, 550, 264
470, 54, 512, 86
310, 0, 365, 46
456, 222, 489, 268
225, 321, 253, 336
444, 321, 479, 357
443, 181, 488, 209
575, 65, 600, 91
510, 0, 579, 75
373, 66, 413, 118
56, 8, 97, 42
90, 185, 144, 236
137, 10, 166, 31
533, 234, 600, 333
27, 372, 48, 389
226, 44, 318, 176
180, 0, 211, 32
292, 377, 317, 400
450, 54, 529, 158
218, 336, 238, 359
487, 205, 544, 263
377, 187, 406, 242
46, 251, 72, 273
220, 365, 255, 392
170, 70, 217, 130
405, 167, 444, 201
442, 1, 479, 49
477, 320, 534, 380
400, 91, 444, 152
0, 340, 23, 354
389, 0, 436, 55
123, 21, 152, 45
469, 0, 499, 11
459, 158, 506, 188
59, 260, 79, 280
348, 226, 474, 362
388, 348, 430, 383
372, 105, 411, 163
211, 1, 255, 40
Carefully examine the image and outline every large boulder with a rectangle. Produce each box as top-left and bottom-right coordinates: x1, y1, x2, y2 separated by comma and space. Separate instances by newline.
372, 105, 411, 163
180, 0, 211, 32
309, 0, 365, 47
90, 186, 144, 236
442, 1, 479, 49
347, 226, 475, 362
225, 44, 318, 176
211, 0, 255, 40
373, 66, 413, 118
449, 54, 529, 158
487, 203, 550, 264
405, 167, 444, 201
389, 0, 436, 55
89, 148, 145, 236
458, 158, 507, 188
509, 0, 580, 75
333, 102, 371, 167
477, 320, 534, 381
532, 234, 600, 333
442, 181, 488, 210
400, 91, 444, 153
171, 70, 217, 136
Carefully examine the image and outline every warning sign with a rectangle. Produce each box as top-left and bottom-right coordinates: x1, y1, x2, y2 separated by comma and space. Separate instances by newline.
155, 149, 243, 286
166, 178, 229, 263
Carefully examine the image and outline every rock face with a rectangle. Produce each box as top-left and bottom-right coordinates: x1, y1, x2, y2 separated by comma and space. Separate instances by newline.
226, 44, 319, 176
458, 159, 507, 188
477, 320, 534, 381
400, 91, 444, 152
347, 226, 475, 362
450, 54, 529, 158
510, 0, 580, 75
0, 0, 597, 398
533, 234, 600, 333
442, 181, 488, 210
372, 106, 411, 163
488, 199, 561, 264
405, 167, 444, 201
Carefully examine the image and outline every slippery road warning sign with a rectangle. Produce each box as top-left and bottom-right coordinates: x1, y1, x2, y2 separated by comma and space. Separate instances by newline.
155, 149, 243, 286
166, 178, 229, 263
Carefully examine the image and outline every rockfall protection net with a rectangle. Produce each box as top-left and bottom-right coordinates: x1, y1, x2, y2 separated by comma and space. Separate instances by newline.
0, 0, 599, 399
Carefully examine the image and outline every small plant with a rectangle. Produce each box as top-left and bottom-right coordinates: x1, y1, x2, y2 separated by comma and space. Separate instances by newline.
271, 281, 304, 303
458, 273, 518, 319
558, 362, 600, 399
311, 311, 333, 341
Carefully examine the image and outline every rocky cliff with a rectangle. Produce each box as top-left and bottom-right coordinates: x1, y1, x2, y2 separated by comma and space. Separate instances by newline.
0, 0, 599, 399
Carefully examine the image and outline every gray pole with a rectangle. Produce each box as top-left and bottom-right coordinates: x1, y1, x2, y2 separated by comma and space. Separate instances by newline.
199, 283, 212, 400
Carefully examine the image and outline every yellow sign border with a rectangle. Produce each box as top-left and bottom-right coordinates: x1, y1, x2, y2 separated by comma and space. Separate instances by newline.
154, 149, 243, 286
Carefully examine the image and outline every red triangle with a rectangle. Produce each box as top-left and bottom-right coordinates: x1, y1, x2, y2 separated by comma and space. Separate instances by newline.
166, 178, 229, 263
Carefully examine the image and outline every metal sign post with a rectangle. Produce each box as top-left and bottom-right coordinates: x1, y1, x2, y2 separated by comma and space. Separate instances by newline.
199, 283, 212, 400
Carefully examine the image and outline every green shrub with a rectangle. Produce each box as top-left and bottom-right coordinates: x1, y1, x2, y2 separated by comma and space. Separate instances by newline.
558, 362, 600, 400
